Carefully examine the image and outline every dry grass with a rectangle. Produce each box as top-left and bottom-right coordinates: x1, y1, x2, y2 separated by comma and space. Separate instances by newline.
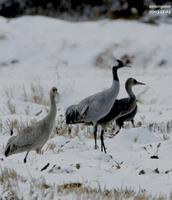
46, 142, 57, 152
30, 82, 48, 105
148, 120, 172, 139
4, 87, 16, 115
52, 113, 84, 139
57, 182, 166, 200
29, 177, 56, 199
6, 100, 16, 114
58, 182, 82, 192
4, 82, 59, 110
4, 87, 14, 99
2, 118, 38, 137
0, 167, 25, 184
0, 167, 26, 199
3, 118, 19, 135
0, 169, 168, 200
53, 116, 128, 140
22, 82, 50, 106
16, 119, 39, 136
53, 114, 68, 137
47, 110, 172, 144
129, 113, 172, 140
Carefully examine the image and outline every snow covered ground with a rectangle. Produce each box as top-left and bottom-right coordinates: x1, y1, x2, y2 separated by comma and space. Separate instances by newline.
0, 16, 172, 199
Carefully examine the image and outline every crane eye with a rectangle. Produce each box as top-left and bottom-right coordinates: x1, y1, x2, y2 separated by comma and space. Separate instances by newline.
53, 88, 57, 92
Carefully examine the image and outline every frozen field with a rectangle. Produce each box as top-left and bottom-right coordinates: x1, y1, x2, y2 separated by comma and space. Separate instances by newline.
0, 16, 172, 199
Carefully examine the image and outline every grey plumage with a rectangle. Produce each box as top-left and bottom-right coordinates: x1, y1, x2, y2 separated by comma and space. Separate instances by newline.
77, 80, 119, 124
66, 59, 129, 150
5, 87, 58, 163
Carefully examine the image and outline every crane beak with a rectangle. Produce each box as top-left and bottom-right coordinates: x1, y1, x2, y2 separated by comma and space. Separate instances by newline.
136, 81, 145, 85
5, 146, 10, 157
56, 90, 59, 95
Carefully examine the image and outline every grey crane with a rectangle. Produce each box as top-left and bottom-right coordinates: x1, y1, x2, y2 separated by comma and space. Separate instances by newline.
4, 87, 58, 163
98, 78, 145, 152
66, 59, 129, 150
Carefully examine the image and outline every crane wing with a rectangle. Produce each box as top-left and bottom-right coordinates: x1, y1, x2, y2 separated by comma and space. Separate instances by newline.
15, 124, 40, 146
80, 104, 89, 116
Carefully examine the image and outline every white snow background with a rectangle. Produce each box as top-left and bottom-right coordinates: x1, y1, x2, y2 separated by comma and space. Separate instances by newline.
0, 16, 172, 199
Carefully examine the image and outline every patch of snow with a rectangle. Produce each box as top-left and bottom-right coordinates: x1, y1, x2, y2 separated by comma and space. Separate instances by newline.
0, 16, 172, 198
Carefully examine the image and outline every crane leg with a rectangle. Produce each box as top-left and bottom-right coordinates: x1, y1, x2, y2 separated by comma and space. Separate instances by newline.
93, 125, 98, 150
114, 129, 120, 135
100, 129, 106, 153
24, 151, 29, 163
131, 119, 135, 127
36, 148, 43, 154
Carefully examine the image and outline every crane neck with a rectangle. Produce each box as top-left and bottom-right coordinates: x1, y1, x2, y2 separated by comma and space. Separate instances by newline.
112, 67, 119, 81
125, 84, 135, 99
50, 95, 57, 116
